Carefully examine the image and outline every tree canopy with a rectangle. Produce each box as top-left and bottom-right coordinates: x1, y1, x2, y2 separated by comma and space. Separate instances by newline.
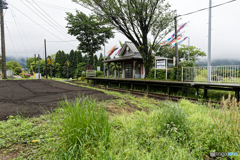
156, 44, 206, 62
6, 61, 21, 72
66, 11, 114, 69
72, 0, 175, 77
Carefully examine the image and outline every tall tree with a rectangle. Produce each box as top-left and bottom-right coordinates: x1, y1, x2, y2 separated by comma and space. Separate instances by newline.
72, 0, 175, 77
178, 45, 206, 62
156, 45, 206, 62
66, 11, 114, 69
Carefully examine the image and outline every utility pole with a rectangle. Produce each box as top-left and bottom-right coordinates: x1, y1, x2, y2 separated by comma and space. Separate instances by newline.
76, 52, 78, 80
174, 16, 179, 81
26, 57, 28, 73
1, 0, 8, 79
44, 39, 48, 79
104, 33, 106, 77
38, 54, 40, 79
188, 37, 190, 61
207, 0, 212, 83
34, 54, 36, 73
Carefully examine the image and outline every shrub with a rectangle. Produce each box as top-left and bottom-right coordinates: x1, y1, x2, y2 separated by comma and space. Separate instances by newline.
150, 68, 173, 80
96, 71, 103, 77
14, 67, 22, 75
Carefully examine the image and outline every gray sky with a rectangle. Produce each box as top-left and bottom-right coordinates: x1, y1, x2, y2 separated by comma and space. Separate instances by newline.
2, 0, 240, 61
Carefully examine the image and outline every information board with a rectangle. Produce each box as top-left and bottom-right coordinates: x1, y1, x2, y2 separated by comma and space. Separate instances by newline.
156, 60, 166, 69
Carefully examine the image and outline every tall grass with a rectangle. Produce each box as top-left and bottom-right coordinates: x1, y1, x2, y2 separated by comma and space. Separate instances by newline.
153, 102, 192, 145
50, 96, 111, 159
208, 94, 240, 152
42, 95, 239, 159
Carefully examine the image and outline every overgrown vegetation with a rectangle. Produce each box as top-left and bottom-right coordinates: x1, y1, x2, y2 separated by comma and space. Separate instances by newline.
0, 86, 239, 159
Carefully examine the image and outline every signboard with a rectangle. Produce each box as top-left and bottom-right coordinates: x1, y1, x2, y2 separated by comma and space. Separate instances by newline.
48, 59, 53, 65
156, 60, 166, 69
97, 66, 101, 71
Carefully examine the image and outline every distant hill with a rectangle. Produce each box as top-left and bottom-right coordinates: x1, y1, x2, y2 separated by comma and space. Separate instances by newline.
6, 56, 26, 68
196, 59, 240, 66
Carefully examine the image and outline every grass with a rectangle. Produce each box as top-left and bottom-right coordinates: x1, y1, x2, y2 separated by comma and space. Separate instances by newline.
0, 82, 240, 159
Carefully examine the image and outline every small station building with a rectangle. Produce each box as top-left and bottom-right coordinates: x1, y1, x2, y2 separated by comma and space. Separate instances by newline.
103, 41, 155, 79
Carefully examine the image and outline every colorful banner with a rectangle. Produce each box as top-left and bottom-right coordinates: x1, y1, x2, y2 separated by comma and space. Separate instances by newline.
107, 46, 117, 54
115, 48, 122, 56
172, 37, 188, 48
107, 47, 118, 58
177, 22, 188, 33
168, 37, 182, 45
157, 22, 188, 46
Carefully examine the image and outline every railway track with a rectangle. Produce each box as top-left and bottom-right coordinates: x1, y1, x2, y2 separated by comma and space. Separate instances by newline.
69, 81, 219, 105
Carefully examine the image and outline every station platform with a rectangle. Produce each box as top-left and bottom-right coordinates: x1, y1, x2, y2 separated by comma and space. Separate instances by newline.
85, 77, 240, 101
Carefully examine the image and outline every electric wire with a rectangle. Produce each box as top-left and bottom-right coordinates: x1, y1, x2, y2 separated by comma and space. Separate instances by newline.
67, 0, 236, 18
20, 0, 74, 41
8, 2, 77, 48
32, 0, 68, 33
179, 0, 236, 17
10, 7, 36, 53
9, 7, 28, 58
5, 22, 18, 58
35, 45, 44, 55
23, 0, 77, 11
47, 40, 78, 43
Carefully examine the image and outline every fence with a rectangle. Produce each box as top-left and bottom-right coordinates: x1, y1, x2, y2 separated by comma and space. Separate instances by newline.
86, 70, 96, 77
182, 65, 240, 82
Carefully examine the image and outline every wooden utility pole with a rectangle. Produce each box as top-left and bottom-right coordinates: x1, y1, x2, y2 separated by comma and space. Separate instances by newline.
174, 16, 179, 81
1, 0, 7, 79
38, 54, 40, 79
77, 52, 78, 80
34, 54, 36, 73
44, 39, 48, 79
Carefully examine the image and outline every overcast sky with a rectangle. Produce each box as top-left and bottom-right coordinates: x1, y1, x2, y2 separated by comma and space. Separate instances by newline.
2, 0, 240, 61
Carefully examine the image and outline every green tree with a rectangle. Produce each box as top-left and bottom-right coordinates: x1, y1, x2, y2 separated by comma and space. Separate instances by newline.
72, 0, 175, 77
6, 61, 21, 72
66, 11, 114, 69
156, 45, 206, 62
26, 57, 35, 70
178, 45, 206, 62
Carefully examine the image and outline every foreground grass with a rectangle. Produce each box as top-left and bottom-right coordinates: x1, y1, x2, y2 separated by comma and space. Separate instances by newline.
0, 85, 239, 159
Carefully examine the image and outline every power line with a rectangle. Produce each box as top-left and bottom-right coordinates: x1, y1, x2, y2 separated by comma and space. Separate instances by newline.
5, 22, 18, 58
20, 0, 74, 41
32, 0, 68, 33
179, 0, 236, 17
23, 0, 78, 11
35, 45, 44, 54
8, 2, 77, 48
47, 40, 78, 43
10, 7, 36, 53
69, 0, 236, 18
10, 7, 28, 57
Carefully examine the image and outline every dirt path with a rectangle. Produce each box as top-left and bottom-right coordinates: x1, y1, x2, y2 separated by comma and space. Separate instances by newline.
0, 80, 114, 121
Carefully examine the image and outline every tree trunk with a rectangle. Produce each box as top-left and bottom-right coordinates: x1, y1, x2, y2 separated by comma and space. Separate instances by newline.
139, 47, 152, 78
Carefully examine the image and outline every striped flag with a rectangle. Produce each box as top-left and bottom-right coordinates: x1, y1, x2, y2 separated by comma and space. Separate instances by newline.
115, 48, 122, 56
107, 46, 117, 54
107, 47, 118, 58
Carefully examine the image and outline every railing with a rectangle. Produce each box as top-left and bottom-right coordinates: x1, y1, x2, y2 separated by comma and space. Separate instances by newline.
86, 70, 96, 77
182, 65, 240, 83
